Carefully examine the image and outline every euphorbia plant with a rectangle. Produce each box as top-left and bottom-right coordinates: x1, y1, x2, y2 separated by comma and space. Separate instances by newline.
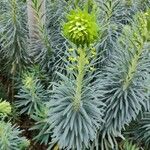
0, 0, 150, 149
0, 99, 30, 150
48, 2, 105, 150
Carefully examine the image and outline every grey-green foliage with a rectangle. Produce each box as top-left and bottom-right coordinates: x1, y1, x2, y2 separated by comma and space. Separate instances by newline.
94, 15, 150, 150
122, 140, 140, 150
29, 0, 52, 67
47, 72, 105, 150
101, 45, 149, 129
130, 0, 150, 11
95, 0, 127, 60
29, 0, 69, 79
46, 0, 70, 77
95, 48, 149, 149
95, 0, 149, 64
32, 1, 150, 149
15, 71, 48, 115
131, 112, 150, 150
0, 0, 28, 73
0, 121, 30, 150
0, 0, 150, 149
47, 1, 105, 148
30, 105, 51, 145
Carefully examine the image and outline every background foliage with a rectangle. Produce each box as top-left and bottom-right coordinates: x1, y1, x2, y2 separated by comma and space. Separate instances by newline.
0, 0, 149, 150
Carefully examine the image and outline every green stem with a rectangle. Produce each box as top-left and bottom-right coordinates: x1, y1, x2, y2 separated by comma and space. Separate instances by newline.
32, 0, 51, 55
11, 62, 16, 102
12, 0, 17, 24
74, 49, 86, 111
123, 43, 144, 90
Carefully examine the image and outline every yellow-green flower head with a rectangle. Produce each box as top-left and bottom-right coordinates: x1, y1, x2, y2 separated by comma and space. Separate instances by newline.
0, 99, 11, 115
22, 73, 35, 90
63, 8, 99, 47
136, 10, 150, 41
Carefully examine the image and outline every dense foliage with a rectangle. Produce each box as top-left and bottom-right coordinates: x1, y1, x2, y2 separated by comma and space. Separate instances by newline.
0, 0, 150, 150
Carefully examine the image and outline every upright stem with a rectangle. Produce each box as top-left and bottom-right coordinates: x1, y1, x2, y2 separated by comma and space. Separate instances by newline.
11, 63, 16, 102
12, 0, 17, 24
74, 49, 86, 111
27, 0, 46, 39
123, 43, 144, 90
11, 0, 17, 102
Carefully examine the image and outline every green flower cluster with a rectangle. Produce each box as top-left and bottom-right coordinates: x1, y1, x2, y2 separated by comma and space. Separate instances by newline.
0, 99, 11, 116
119, 9, 150, 49
145, 9, 150, 41
63, 8, 99, 47
67, 47, 96, 72
22, 72, 35, 90
135, 9, 150, 42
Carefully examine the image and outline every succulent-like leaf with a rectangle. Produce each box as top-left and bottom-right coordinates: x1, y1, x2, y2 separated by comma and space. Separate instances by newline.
0, 0, 28, 73
0, 121, 30, 150
122, 140, 140, 150
131, 112, 150, 150
48, 71, 105, 150
15, 71, 48, 115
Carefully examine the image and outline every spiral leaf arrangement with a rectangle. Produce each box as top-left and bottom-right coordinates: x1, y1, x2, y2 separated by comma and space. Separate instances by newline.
0, 0, 28, 73
0, 121, 30, 150
0, 0, 150, 149
48, 2, 105, 149
95, 9, 150, 150
16, 71, 48, 115
131, 112, 150, 150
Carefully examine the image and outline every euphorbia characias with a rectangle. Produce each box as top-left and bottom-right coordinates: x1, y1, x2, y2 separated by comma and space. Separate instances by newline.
63, 3, 99, 111
1, 0, 149, 149
48, 1, 104, 149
